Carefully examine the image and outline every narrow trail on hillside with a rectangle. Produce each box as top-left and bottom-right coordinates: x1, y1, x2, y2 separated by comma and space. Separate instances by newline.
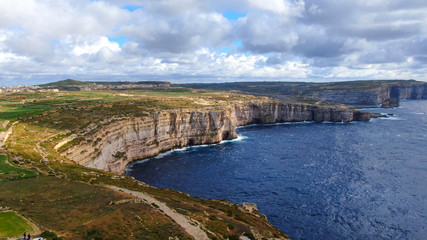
0, 121, 18, 148
107, 185, 209, 240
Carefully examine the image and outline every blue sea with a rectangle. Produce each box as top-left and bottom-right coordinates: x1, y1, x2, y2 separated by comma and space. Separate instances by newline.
127, 100, 427, 240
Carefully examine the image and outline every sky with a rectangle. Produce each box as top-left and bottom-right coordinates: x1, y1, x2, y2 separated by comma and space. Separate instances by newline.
1, 0, 427, 86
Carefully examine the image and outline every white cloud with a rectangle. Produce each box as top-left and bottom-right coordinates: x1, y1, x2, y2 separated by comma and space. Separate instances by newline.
0, 0, 129, 37
0, 0, 427, 85
120, 9, 232, 53
0, 52, 30, 63
72, 37, 121, 56
247, 0, 305, 15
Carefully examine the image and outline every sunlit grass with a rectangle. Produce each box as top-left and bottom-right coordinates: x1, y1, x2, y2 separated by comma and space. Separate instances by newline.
0, 211, 35, 238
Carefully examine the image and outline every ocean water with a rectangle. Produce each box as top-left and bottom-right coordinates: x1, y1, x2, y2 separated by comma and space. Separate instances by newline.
127, 100, 427, 240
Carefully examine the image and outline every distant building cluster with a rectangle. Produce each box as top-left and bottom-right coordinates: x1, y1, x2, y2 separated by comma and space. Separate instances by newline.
0, 85, 59, 94
73, 82, 171, 91
0, 81, 171, 94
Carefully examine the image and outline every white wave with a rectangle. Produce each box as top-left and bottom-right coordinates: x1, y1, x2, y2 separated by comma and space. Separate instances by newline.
191, 144, 210, 148
410, 112, 425, 115
220, 134, 247, 144
153, 146, 190, 159
237, 121, 315, 129
125, 158, 151, 171
381, 116, 403, 120
128, 134, 248, 167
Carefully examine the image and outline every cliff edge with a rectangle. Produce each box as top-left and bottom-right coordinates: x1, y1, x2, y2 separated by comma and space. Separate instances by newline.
313, 82, 427, 107
180, 80, 427, 108
62, 100, 372, 173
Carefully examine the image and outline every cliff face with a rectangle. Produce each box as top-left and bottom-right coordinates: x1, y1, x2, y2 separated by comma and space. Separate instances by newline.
63, 101, 372, 173
313, 83, 427, 106
64, 109, 237, 173
231, 101, 370, 125
313, 90, 380, 105
388, 84, 427, 100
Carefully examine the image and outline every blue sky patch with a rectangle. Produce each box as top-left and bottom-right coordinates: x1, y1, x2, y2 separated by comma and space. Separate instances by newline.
223, 10, 247, 21
233, 40, 243, 48
218, 47, 231, 53
108, 36, 127, 46
122, 5, 143, 12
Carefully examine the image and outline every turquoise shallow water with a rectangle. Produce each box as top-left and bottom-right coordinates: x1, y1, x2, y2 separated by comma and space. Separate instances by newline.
127, 100, 427, 240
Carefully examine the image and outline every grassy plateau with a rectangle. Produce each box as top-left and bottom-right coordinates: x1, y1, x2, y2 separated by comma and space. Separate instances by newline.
0, 85, 288, 240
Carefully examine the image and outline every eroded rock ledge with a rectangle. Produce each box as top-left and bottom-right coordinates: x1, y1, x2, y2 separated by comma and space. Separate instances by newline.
63, 101, 372, 173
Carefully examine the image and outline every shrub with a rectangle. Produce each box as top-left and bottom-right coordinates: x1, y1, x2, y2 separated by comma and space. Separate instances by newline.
40, 230, 62, 240
85, 228, 103, 240
228, 235, 239, 240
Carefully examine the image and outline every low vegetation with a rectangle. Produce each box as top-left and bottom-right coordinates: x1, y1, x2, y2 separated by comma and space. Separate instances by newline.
0, 154, 38, 181
0, 85, 289, 239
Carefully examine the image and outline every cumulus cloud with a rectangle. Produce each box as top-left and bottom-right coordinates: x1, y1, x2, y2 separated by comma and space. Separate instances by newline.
120, 11, 232, 53
247, 0, 305, 15
72, 37, 121, 56
0, 0, 427, 85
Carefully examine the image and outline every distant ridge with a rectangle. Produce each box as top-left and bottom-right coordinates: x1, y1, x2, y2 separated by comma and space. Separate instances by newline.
38, 79, 172, 91
178, 79, 427, 107
39, 79, 171, 87
39, 79, 90, 87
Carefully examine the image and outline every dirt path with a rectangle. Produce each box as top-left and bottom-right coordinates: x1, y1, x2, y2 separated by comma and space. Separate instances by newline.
0, 121, 18, 148
107, 185, 209, 240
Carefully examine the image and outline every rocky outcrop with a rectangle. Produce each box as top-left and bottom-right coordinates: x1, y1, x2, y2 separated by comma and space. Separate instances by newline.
63, 101, 373, 173
313, 82, 427, 107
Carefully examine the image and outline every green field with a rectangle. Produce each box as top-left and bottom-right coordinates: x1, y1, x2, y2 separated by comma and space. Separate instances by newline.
0, 211, 35, 238
0, 154, 38, 180
0, 102, 49, 121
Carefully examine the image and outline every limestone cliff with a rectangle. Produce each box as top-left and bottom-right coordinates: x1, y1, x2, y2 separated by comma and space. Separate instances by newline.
313, 82, 427, 107
63, 101, 372, 173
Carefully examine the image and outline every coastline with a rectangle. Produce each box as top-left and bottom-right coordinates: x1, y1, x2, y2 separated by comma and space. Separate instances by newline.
125, 100, 427, 240
3, 81, 425, 239
125, 118, 379, 174
125, 134, 248, 174
63, 100, 375, 174
125, 102, 411, 175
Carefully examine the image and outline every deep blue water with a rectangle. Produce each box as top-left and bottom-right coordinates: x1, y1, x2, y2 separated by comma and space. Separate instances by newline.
127, 100, 427, 240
